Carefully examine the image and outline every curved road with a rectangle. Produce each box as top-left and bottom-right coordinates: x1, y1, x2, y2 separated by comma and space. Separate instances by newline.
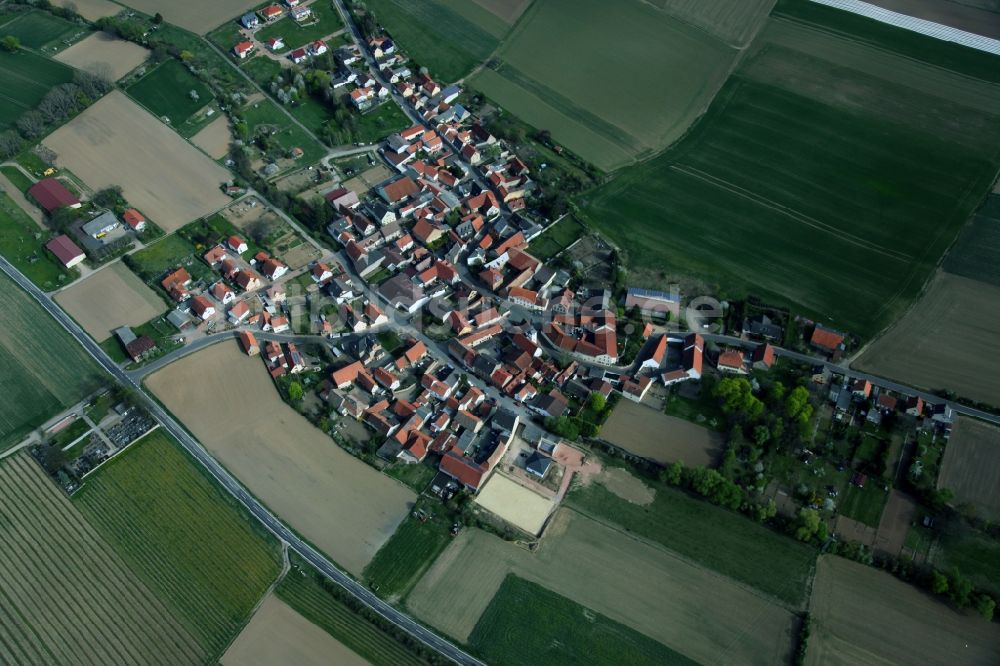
0, 256, 484, 666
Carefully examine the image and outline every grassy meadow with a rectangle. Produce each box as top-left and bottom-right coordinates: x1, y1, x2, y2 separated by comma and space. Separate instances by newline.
0, 48, 74, 130
74, 429, 283, 659
126, 58, 213, 136
469, 575, 696, 666
579, 4, 1000, 337
0, 271, 103, 451
0, 192, 78, 289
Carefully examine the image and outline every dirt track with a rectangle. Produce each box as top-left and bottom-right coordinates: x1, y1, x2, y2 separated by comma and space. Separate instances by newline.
222, 594, 368, 666
55, 262, 165, 341
43, 91, 231, 232
146, 341, 414, 576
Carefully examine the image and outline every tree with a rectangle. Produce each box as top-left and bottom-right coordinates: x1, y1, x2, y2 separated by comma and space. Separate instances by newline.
40, 445, 66, 475
660, 461, 683, 486
0, 129, 24, 159
288, 382, 303, 401
929, 569, 949, 595
949, 569, 973, 608
93, 185, 123, 208
795, 508, 823, 542
1, 35, 20, 52
713, 377, 764, 422
189, 89, 200, 102
179, 49, 194, 62
15, 110, 46, 139
588, 392, 606, 413
153, 12, 164, 24
975, 594, 995, 622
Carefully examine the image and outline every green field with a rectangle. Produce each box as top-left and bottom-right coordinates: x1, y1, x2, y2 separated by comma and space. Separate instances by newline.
943, 194, 1000, 288
0, 10, 82, 51
0, 48, 75, 130
74, 429, 283, 658
241, 97, 327, 165
0, 271, 103, 452
363, 512, 453, 600
255, 2, 344, 50
470, 0, 739, 170
126, 58, 214, 136
0, 192, 77, 288
469, 575, 696, 666
361, 0, 505, 82
277, 555, 427, 666
0, 453, 206, 664
579, 5, 1000, 337
567, 474, 816, 606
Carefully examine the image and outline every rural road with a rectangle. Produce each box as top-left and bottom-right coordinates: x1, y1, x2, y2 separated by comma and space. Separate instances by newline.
0, 255, 484, 666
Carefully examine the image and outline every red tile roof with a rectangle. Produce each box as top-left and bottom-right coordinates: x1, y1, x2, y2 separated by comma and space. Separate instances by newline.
440, 450, 486, 490
810, 325, 845, 352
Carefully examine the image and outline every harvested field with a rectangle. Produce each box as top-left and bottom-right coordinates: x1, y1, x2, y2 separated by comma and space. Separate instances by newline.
0, 271, 103, 451
62, 0, 121, 21
118, 0, 260, 34
473, 0, 532, 24
0, 453, 205, 664
191, 115, 234, 160
55, 262, 165, 342
43, 90, 231, 232
474, 473, 555, 535
471, 0, 742, 170
222, 594, 369, 666
937, 417, 1000, 521
864, 0, 1000, 38
409, 509, 796, 664
581, 4, 1000, 337
594, 466, 655, 505
807, 555, 1000, 665
601, 399, 722, 467
854, 272, 1000, 404
53, 32, 149, 80
146, 341, 414, 576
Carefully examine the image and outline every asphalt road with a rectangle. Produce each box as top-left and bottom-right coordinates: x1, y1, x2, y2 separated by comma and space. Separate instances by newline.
0, 256, 484, 666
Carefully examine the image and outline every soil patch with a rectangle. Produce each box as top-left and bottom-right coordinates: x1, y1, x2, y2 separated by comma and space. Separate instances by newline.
938, 416, 1000, 521
598, 466, 654, 505
53, 32, 149, 80
55, 262, 165, 341
190, 115, 233, 160
601, 399, 722, 466
146, 341, 415, 576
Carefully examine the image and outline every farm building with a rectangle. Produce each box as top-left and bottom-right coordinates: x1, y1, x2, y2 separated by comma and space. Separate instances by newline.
81, 211, 120, 239
45, 235, 85, 268
28, 178, 81, 212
